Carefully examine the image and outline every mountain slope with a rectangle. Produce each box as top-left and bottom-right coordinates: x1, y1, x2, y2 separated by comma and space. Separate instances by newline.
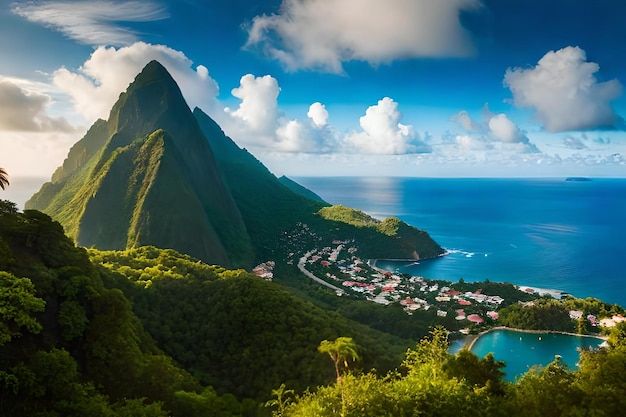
26, 61, 253, 267
278, 175, 326, 203
194, 107, 444, 261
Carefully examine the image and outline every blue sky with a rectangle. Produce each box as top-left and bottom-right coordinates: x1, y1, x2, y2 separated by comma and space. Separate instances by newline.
2, 0, 626, 191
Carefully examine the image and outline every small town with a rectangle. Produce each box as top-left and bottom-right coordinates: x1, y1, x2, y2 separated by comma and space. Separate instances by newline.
258, 226, 625, 334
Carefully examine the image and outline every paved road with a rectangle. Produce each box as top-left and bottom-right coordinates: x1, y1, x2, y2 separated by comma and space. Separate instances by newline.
298, 251, 345, 294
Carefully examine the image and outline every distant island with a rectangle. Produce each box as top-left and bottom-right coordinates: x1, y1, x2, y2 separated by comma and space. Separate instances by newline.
565, 177, 592, 181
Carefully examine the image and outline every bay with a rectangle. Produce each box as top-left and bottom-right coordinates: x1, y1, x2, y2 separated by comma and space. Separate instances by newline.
469, 329, 605, 381
294, 177, 626, 306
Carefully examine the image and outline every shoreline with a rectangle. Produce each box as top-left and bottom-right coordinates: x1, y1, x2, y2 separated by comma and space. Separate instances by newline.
464, 326, 608, 351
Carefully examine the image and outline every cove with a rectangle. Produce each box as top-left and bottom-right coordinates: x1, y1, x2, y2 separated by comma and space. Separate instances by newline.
468, 328, 605, 381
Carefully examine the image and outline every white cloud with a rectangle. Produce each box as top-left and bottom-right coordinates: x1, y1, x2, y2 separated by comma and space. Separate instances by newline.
227, 74, 280, 137
504, 46, 623, 132
12, 0, 168, 46
246, 0, 482, 73
455, 134, 488, 151
52, 42, 220, 123
307, 102, 329, 127
0, 79, 76, 132
276, 120, 327, 153
344, 97, 430, 154
488, 113, 529, 143
222, 74, 335, 153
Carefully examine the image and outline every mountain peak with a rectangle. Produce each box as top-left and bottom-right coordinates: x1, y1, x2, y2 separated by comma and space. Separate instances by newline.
131, 60, 176, 88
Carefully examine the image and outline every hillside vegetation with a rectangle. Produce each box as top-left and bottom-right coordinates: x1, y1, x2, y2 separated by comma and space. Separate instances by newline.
90, 246, 411, 400
279, 326, 626, 417
0, 200, 243, 416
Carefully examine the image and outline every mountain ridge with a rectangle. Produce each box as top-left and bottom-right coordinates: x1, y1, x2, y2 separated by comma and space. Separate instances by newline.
27, 60, 444, 269
26, 60, 253, 267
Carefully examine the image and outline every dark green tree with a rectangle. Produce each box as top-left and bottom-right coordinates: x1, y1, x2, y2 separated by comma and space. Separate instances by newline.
0, 272, 46, 345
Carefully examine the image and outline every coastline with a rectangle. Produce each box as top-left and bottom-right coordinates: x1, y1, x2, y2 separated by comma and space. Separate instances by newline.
464, 326, 608, 351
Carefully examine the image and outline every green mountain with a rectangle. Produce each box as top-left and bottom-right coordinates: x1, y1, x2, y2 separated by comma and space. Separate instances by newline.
26, 61, 253, 268
193, 107, 444, 262
27, 60, 443, 271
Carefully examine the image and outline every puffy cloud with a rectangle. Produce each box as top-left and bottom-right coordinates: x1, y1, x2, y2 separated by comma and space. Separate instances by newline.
488, 114, 529, 143
52, 42, 220, 122
246, 0, 482, 73
275, 119, 334, 153
307, 102, 329, 127
12, 0, 168, 46
227, 74, 280, 136
344, 97, 430, 154
222, 75, 335, 153
447, 107, 538, 157
504, 46, 623, 132
0, 79, 76, 132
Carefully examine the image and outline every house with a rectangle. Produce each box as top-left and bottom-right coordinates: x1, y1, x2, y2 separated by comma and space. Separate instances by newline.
569, 310, 583, 320
487, 311, 499, 320
467, 314, 484, 324
587, 314, 598, 326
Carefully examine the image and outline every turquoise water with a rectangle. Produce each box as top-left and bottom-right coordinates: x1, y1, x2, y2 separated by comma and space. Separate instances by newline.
469, 329, 605, 380
295, 177, 626, 306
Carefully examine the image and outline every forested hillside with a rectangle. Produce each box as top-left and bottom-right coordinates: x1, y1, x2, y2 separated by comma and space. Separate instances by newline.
0, 200, 244, 416
89, 246, 411, 400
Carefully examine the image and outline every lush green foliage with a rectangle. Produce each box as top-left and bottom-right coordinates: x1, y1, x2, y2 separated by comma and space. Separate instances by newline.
498, 296, 624, 334
280, 326, 626, 417
0, 201, 246, 416
91, 246, 412, 401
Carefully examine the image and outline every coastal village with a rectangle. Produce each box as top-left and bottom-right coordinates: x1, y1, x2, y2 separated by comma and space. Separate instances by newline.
255, 224, 626, 334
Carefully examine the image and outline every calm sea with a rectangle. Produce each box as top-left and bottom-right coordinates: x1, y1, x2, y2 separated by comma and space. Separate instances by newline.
470, 329, 604, 380
294, 177, 626, 306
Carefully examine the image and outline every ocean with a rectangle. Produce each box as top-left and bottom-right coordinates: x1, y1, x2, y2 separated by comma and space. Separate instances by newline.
294, 177, 626, 307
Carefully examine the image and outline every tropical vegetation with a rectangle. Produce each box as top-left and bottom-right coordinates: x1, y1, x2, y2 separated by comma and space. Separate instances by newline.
0, 167, 8, 190
2, 200, 626, 416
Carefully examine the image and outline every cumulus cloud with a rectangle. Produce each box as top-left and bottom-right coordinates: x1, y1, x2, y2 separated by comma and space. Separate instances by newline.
12, 0, 168, 46
504, 46, 623, 132
488, 113, 529, 143
0, 79, 76, 132
52, 42, 220, 122
344, 97, 430, 154
246, 0, 482, 73
307, 102, 329, 127
227, 74, 280, 137
448, 107, 538, 156
222, 74, 335, 153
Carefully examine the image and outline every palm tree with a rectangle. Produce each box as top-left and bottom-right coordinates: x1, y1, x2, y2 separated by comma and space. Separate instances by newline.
318, 337, 360, 417
318, 337, 359, 383
0, 168, 8, 190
